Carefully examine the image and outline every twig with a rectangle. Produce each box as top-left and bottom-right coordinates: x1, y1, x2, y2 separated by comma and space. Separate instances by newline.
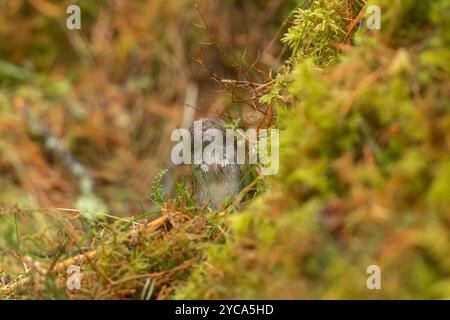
1, 215, 170, 296
343, 1, 368, 44
95, 259, 196, 299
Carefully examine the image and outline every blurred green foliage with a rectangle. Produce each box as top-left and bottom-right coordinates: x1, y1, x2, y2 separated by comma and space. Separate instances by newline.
1, 0, 450, 300
175, 0, 450, 299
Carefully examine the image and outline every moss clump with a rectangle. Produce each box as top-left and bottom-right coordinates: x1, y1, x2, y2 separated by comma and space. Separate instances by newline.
2, 0, 449, 300
1, 203, 227, 300
282, 0, 362, 66
174, 0, 450, 299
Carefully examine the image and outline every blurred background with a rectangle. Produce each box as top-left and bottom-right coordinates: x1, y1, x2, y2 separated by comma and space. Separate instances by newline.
2, 0, 450, 300
0, 0, 297, 215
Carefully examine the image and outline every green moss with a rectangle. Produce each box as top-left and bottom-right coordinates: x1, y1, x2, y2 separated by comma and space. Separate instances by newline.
2, 0, 449, 300
174, 0, 450, 299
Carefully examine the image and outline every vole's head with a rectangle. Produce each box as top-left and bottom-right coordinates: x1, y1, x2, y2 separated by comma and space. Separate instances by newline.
190, 117, 226, 149
191, 117, 225, 135
190, 117, 230, 174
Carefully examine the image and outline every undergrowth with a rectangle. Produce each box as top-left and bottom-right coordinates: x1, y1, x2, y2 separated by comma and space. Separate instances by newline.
2, 0, 450, 299
174, 0, 450, 299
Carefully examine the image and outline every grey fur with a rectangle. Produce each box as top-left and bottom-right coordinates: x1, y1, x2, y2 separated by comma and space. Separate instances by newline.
190, 118, 247, 210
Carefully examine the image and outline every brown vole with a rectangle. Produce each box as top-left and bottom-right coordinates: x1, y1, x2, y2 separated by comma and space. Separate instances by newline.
190, 118, 249, 210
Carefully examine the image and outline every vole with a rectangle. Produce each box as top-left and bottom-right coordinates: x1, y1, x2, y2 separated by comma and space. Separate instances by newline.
190, 117, 249, 210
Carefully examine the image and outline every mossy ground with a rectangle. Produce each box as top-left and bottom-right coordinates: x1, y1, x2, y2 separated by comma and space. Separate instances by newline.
175, 0, 450, 299
2, 0, 450, 299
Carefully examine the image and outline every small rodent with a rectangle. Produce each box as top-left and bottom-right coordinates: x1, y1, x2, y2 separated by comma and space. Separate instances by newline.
190, 117, 249, 210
